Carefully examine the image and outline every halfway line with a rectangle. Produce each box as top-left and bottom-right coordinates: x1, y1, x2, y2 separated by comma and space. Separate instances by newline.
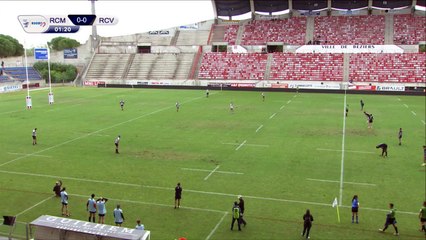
235, 140, 247, 151
403, 104, 408, 108
280, 105, 285, 110
255, 125, 263, 133
269, 113, 277, 119
287, 100, 292, 104
411, 111, 417, 116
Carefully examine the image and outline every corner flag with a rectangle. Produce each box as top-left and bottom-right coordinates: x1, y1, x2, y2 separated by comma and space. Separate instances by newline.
332, 197, 340, 223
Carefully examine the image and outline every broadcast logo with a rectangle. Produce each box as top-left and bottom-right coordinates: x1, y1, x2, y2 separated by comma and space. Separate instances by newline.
17, 15, 49, 33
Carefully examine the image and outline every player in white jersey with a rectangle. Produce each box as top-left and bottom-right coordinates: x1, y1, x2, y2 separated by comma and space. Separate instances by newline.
32, 128, 37, 145
113, 204, 125, 226
60, 187, 69, 217
176, 101, 180, 112
230, 102, 234, 112
97, 197, 108, 224
86, 193, 97, 223
115, 135, 121, 154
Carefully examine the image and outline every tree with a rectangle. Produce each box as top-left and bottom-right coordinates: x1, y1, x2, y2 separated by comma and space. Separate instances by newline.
0, 34, 24, 57
33, 61, 78, 83
49, 37, 80, 51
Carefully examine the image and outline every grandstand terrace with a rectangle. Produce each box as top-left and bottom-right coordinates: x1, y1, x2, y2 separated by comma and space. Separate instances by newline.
313, 15, 385, 45
393, 14, 426, 45
270, 53, 344, 81
349, 53, 426, 83
2, 67, 42, 82
198, 52, 268, 80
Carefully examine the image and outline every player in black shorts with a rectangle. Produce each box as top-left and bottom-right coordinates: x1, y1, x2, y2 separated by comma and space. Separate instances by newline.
364, 111, 373, 128
376, 143, 388, 157
119, 100, 125, 111
174, 182, 182, 209
360, 99, 364, 111
346, 104, 349, 117
398, 128, 402, 145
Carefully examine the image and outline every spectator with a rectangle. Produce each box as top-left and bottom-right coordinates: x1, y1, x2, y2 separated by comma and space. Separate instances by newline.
97, 197, 108, 224
113, 204, 125, 226
135, 219, 145, 230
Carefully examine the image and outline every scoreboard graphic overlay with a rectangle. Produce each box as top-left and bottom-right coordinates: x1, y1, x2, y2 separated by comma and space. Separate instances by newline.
17, 15, 118, 34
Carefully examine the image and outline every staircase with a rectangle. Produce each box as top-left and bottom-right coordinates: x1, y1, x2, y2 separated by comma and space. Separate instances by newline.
171, 31, 180, 46
263, 54, 274, 80
121, 53, 135, 80
235, 24, 245, 45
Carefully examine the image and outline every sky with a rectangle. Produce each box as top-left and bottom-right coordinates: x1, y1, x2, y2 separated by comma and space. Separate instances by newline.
0, 1, 215, 48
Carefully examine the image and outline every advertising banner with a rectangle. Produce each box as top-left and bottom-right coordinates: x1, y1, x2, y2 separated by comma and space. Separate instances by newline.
296, 45, 404, 53
0, 84, 22, 93
84, 81, 105, 86
376, 86, 405, 91
64, 48, 78, 59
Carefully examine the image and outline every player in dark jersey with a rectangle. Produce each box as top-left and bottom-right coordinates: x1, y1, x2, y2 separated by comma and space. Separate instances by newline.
346, 104, 349, 117
360, 99, 364, 111
53, 180, 62, 197
376, 143, 388, 157
206, 89, 209, 98
238, 195, 247, 226
364, 111, 373, 128
423, 146, 426, 167
351, 195, 359, 223
174, 182, 182, 209
379, 203, 399, 236
262, 92, 265, 102
419, 201, 426, 233
398, 128, 402, 145
301, 209, 314, 239
119, 100, 125, 111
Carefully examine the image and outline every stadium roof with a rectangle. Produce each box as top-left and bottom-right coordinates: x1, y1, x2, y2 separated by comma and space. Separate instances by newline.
212, 0, 422, 17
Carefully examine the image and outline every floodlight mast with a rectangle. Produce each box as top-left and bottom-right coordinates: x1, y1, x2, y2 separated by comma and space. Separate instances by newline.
90, 0, 99, 52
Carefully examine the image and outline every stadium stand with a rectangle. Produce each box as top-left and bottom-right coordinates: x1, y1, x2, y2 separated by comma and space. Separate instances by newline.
175, 30, 210, 46
85, 54, 130, 80
270, 53, 344, 81
198, 52, 268, 80
393, 14, 426, 45
314, 15, 385, 45
241, 18, 306, 45
224, 25, 239, 45
349, 53, 426, 82
2, 67, 42, 82
126, 53, 194, 80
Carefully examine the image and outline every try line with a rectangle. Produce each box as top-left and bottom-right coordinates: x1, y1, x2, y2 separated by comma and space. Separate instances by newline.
306, 178, 376, 186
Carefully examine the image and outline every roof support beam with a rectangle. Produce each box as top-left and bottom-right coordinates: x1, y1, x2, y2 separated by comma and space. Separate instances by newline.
211, 0, 218, 19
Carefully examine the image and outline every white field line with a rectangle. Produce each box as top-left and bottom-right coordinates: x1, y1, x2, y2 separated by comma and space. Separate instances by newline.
222, 142, 269, 147
403, 104, 409, 108
280, 105, 285, 110
255, 124, 263, 133
0, 109, 24, 115
397, 98, 401, 101
29, 87, 50, 92
93, 134, 110, 137
316, 148, 375, 154
411, 111, 417, 116
339, 91, 348, 206
205, 212, 228, 240
293, 95, 297, 98
235, 140, 247, 151
182, 168, 244, 175
0, 169, 418, 215
204, 165, 220, 180
269, 113, 277, 119
16, 195, 54, 216
7, 152, 52, 158
0, 95, 207, 168
287, 100, 292, 104
306, 178, 376, 186
422, 120, 425, 125
69, 193, 226, 214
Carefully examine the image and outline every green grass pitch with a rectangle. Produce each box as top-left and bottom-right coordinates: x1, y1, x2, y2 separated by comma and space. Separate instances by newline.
0, 87, 424, 240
